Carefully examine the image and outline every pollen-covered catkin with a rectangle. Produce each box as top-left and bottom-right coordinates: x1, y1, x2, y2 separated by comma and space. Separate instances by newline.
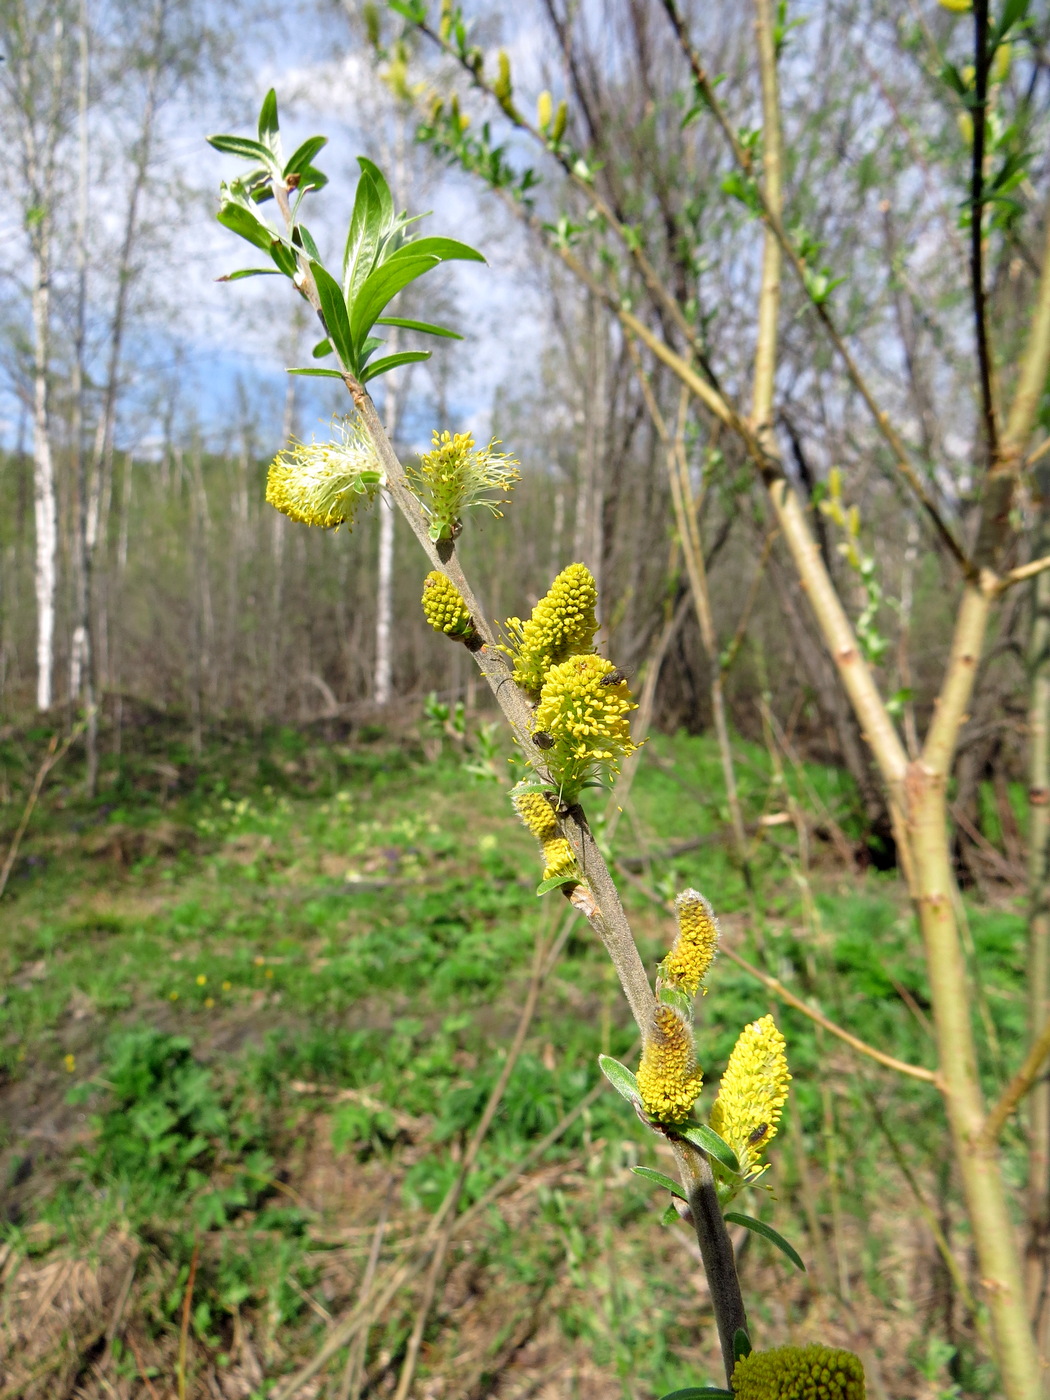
512, 786, 579, 884
421, 572, 474, 639
636, 1004, 703, 1123
533, 653, 638, 797
660, 889, 719, 996
731, 1345, 865, 1400
504, 563, 599, 698
266, 419, 382, 530
709, 1014, 790, 1179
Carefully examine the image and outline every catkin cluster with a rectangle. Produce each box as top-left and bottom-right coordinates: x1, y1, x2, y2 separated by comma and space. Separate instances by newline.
266, 418, 382, 530
731, 1345, 865, 1400
503, 563, 599, 699
533, 654, 638, 798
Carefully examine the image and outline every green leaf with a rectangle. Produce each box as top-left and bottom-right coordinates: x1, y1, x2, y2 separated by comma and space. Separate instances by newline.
660, 1201, 680, 1226
535, 872, 575, 895
659, 1390, 735, 1400
658, 985, 693, 1018
312, 262, 356, 369
631, 1166, 686, 1200
287, 368, 348, 379
388, 0, 428, 19
360, 350, 432, 384
284, 135, 328, 177
344, 163, 392, 305
216, 267, 282, 281
598, 1055, 642, 1106
723, 1212, 806, 1272
294, 165, 329, 194
679, 1123, 742, 1177
258, 89, 280, 150
376, 316, 464, 340
208, 133, 277, 165
349, 255, 440, 346
294, 223, 322, 262
269, 241, 299, 278
733, 1329, 752, 1364
357, 156, 394, 227
385, 235, 485, 265
312, 338, 333, 359
217, 202, 279, 254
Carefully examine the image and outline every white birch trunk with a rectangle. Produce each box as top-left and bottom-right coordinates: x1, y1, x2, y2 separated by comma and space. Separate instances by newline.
31, 276, 57, 714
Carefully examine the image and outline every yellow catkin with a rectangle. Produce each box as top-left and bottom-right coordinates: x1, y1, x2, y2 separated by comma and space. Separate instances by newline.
540, 835, 575, 881
533, 654, 638, 794
266, 420, 381, 529
709, 1014, 790, 1179
512, 787, 578, 884
421, 572, 473, 638
636, 1004, 703, 1123
661, 888, 719, 996
732, 1345, 865, 1400
504, 563, 599, 698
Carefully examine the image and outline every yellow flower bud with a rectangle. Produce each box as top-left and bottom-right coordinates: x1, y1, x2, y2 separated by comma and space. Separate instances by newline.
512, 784, 579, 884
938, 0, 971, 11
636, 1004, 703, 1123
502, 563, 599, 699
660, 888, 719, 997
537, 89, 553, 131
991, 41, 1011, 85
541, 835, 575, 881
421, 571, 474, 640
710, 1014, 790, 1182
732, 1345, 865, 1400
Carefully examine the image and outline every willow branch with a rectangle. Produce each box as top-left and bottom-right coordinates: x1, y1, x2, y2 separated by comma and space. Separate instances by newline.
658, 0, 968, 573
996, 554, 1050, 592
980, 1013, 1050, 1146
970, 0, 999, 462
751, 0, 782, 442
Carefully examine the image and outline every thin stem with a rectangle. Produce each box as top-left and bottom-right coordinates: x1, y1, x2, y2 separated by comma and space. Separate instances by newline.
751, 0, 782, 441
670, 1139, 747, 1382
970, 0, 999, 463
999, 554, 1050, 591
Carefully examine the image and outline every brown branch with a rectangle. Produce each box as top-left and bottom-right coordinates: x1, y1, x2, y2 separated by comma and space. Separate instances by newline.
981, 1014, 1050, 1146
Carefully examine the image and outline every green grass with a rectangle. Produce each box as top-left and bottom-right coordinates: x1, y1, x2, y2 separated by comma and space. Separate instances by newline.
0, 715, 1024, 1398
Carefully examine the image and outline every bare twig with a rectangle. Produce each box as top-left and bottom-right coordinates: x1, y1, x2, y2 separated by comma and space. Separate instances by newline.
970, 0, 999, 462
0, 722, 84, 901
337, 1188, 391, 1400
981, 1015, 1050, 1146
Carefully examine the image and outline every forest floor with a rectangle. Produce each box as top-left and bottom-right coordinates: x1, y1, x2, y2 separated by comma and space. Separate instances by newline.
0, 710, 1029, 1399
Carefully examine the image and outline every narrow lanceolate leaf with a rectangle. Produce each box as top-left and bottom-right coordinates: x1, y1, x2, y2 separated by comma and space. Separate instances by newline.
535, 872, 575, 895
631, 1166, 686, 1200
293, 223, 321, 263
312, 262, 355, 369
679, 1123, 742, 1177
376, 316, 464, 340
287, 367, 348, 379
208, 133, 277, 165
312, 338, 333, 359
257, 88, 280, 149
598, 1055, 642, 1106
723, 1212, 806, 1272
659, 1390, 735, 1400
349, 255, 440, 347
357, 156, 394, 227
343, 164, 391, 304
385, 236, 485, 264
284, 135, 328, 177
217, 203, 280, 254
216, 267, 282, 281
359, 350, 432, 384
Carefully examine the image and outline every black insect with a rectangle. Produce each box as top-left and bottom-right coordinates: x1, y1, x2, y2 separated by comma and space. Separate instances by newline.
600, 667, 629, 687
533, 731, 554, 750
747, 1123, 770, 1146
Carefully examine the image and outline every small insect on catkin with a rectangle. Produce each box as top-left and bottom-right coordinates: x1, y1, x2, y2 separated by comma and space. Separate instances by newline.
732, 1345, 865, 1400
